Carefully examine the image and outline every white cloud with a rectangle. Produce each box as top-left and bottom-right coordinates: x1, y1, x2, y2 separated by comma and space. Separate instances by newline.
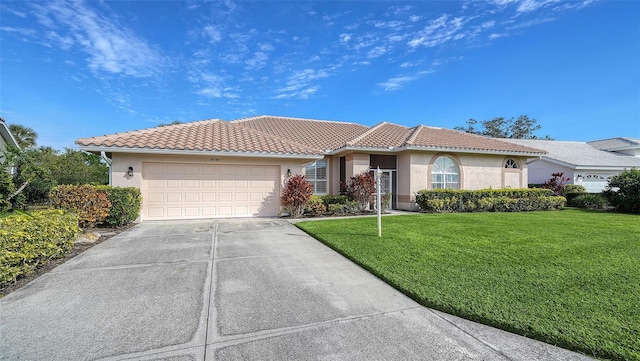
367, 46, 388, 59
339, 33, 352, 42
203, 25, 222, 43
507, 17, 556, 30
245, 51, 269, 70
32, 1, 166, 77
378, 75, 418, 91
489, 33, 508, 39
274, 68, 329, 99
0, 26, 36, 36
408, 14, 466, 48
409, 15, 422, 22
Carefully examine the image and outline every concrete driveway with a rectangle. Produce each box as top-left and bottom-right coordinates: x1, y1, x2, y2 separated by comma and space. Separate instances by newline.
0, 219, 594, 361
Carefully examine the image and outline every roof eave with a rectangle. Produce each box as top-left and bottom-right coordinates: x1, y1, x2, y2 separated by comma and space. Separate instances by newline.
536, 157, 640, 170
401, 145, 545, 156
76, 145, 324, 160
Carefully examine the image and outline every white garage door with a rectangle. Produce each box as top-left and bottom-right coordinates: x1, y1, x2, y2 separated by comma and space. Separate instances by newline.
142, 162, 280, 220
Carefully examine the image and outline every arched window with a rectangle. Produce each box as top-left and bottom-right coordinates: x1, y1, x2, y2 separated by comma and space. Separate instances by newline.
431, 156, 459, 189
505, 158, 519, 169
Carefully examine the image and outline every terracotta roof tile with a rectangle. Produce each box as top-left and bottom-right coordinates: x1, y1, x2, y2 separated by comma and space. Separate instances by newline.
75, 119, 323, 155
233, 115, 369, 151
346, 122, 412, 148
407, 126, 546, 154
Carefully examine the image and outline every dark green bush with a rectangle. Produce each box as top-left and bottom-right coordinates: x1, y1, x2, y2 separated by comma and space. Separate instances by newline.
415, 188, 564, 213
0, 209, 79, 285
320, 195, 350, 207
603, 168, 640, 214
97, 186, 141, 226
49, 185, 111, 228
572, 194, 609, 210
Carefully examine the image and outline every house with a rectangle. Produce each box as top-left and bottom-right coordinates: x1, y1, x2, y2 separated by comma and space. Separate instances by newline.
503, 138, 640, 193
76, 115, 545, 220
0, 117, 20, 164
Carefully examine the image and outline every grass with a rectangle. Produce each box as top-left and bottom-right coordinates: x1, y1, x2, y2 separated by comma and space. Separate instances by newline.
296, 209, 640, 361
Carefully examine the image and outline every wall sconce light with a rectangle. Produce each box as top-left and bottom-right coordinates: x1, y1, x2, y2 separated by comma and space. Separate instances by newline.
126, 166, 134, 178
576, 174, 583, 181
287, 169, 292, 177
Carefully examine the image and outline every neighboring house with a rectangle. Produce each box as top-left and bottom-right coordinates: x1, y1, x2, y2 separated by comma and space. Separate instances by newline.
76, 115, 544, 220
0, 117, 21, 166
504, 138, 640, 193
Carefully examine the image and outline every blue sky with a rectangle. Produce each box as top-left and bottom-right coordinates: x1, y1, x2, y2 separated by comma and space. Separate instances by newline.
1, 0, 638, 150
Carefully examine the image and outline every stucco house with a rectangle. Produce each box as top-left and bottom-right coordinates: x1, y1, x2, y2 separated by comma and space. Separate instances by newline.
1, 117, 20, 164
76, 115, 545, 220
504, 138, 640, 193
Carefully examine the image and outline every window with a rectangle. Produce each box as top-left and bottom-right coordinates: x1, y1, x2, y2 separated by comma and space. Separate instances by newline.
431, 156, 459, 190
505, 158, 519, 169
305, 160, 327, 194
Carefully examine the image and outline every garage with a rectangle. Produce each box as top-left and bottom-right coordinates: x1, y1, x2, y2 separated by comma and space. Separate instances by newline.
142, 162, 280, 220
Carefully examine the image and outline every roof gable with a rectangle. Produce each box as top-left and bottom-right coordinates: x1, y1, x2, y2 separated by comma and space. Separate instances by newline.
233, 115, 369, 151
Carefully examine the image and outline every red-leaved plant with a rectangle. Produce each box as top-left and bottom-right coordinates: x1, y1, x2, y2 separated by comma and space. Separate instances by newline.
542, 172, 571, 196
344, 171, 376, 211
281, 174, 314, 218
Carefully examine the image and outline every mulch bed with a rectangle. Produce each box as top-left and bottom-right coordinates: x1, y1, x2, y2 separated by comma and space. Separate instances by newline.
0, 223, 135, 298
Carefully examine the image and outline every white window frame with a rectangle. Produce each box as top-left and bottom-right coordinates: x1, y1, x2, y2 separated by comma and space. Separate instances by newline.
431, 156, 460, 190
305, 159, 327, 195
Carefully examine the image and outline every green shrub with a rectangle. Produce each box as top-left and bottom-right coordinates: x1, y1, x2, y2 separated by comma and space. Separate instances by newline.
345, 200, 360, 213
0, 209, 79, 285
49, 184, 111, 228
328, 203, 345, 215
320, 195, 350, 207
564, 184, 586, 194
304, 195, 327, 216
415, 188, 564, 213
603, 168, 640, 214
97, 186, 141, 226
572, 194, 609, 210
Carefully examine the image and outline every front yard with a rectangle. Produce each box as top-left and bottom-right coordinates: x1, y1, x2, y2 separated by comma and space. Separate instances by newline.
296, 209, 639, 361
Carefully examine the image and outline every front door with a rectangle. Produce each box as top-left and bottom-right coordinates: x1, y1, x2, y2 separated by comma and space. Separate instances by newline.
371, 169, 395, 209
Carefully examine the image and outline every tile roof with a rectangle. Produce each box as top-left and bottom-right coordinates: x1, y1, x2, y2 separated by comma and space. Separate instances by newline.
346, 122, 413, 148
406, 126, 545, 154
232, 115, 369, 151
76, 115, 546, 156
587, 137, 640, 151
75, 119, 323, 156
503, 139, 640, 168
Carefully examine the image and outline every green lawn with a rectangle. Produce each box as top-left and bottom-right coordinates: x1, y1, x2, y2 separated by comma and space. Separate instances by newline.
296, 209, 640, 361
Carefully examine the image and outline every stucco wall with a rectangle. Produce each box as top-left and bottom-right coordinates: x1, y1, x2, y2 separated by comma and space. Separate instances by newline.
395, 152, 529, 211
526, 160, 574, 185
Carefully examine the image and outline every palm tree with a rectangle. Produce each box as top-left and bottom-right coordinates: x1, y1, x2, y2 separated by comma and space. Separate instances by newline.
8, 124, 38, 149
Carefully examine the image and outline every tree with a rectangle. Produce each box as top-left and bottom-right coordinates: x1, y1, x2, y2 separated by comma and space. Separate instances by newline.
603, 168, 640, 214
8, 124, 38, 149
455, 115, 552, 139
54, 148, 108, 185
156, 121, 184, 127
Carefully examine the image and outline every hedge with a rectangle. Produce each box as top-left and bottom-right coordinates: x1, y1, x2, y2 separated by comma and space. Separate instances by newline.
49, 185, 111, 228
97, 186, 141, 226
415, 188, 565, 213
0, 210, 79, 285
